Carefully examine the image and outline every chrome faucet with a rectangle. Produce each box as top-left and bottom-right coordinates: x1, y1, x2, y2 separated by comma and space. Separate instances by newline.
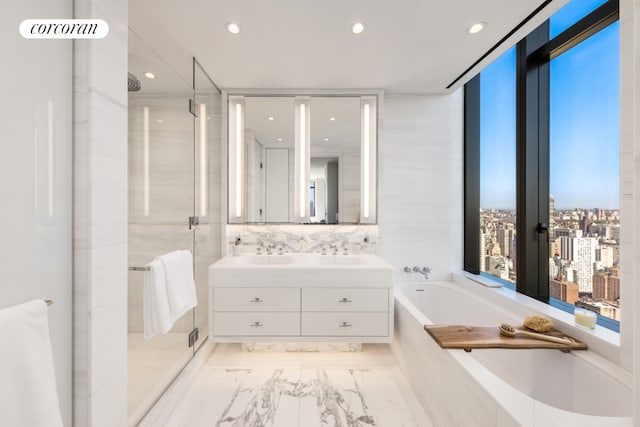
330, 244, 339, 255
413, 266, 431, 279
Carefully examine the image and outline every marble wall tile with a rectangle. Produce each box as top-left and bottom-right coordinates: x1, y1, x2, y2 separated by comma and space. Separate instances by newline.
73, 0, 128, 425
619, 0, 640, 414
128, 96, 194, 223
225, 224, 379, 256
379, 93, 464, 281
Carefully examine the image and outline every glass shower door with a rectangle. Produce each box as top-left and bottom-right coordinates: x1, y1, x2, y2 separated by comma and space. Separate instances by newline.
192, 59, 222, 350
127, 30, 196, 424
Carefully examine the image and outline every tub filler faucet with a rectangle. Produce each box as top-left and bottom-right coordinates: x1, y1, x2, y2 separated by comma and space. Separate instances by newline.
412, 266, 431, 279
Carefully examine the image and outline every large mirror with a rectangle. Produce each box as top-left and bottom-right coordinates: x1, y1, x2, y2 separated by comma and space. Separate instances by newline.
243, 97, 295, 222
228, 94, 377, 224
309, 97, 360, 224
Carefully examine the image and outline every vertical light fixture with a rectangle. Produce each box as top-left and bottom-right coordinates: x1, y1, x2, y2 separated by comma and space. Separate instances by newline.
143, 106, 150, 217
363, 103, 370, 218
199, 103, 207, 217
299, 103, 306, 216
47, 100, 54, 217
235, 103, 242, 217
228, 96, 245, 221
361, 97, 377, 223
295, 97, 310, 221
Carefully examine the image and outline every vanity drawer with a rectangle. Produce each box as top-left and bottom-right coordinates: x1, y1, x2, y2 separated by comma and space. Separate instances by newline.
213, 288, 300, 312
302, 288, 388, 312
301, 312, 388, 337
213, 312, 300, 336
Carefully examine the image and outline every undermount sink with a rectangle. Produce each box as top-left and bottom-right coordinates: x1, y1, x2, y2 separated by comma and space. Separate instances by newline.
209, 253, 392, 287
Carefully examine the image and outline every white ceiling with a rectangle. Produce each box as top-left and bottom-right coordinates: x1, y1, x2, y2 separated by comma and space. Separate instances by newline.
129, 0, 567, 94
129, 29, 191, 93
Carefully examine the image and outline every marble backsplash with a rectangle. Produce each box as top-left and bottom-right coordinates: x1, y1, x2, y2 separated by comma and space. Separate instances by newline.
225, 224, 379, 256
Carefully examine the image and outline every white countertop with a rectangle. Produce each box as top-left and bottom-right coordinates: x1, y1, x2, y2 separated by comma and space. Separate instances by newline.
209, 253, 393, 288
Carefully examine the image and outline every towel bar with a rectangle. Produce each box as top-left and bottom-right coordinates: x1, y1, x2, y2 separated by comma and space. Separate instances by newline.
128, 266, 150, 271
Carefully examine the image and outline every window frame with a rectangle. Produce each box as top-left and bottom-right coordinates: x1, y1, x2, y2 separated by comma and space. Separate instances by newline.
464, 1, 620, 310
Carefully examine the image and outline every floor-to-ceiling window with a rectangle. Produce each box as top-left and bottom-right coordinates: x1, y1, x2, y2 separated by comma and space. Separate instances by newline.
549, 19, 620, 325
479, 47, 516, 287
464, 0, 620, 331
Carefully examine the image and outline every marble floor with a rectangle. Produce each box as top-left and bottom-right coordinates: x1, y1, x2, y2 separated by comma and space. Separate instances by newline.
128, 333, 193, 424
164, 343, 432, 427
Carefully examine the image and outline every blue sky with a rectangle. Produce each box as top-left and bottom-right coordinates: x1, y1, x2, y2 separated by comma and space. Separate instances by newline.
480, 0, 619, 210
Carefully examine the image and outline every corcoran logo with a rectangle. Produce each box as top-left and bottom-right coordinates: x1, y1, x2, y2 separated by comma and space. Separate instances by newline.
19, 19, 109, 39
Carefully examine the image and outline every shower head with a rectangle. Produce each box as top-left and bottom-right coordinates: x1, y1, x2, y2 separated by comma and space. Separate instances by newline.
128, 72, 141, 92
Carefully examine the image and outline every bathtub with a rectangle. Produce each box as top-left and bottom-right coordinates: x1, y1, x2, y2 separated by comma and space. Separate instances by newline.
390, 281, 633, 427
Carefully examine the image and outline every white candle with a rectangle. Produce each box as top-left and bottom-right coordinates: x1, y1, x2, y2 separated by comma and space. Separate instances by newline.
574, 309, 597, 329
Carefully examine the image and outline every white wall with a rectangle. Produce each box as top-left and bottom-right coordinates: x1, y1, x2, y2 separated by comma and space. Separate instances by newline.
620, 0, 640, 421
0, 1, 73, 424
379, 93, 464, 281
73, 0, 128, 425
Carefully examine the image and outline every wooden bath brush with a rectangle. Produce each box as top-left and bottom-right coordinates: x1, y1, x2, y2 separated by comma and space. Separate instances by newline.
499, 323, 575, 345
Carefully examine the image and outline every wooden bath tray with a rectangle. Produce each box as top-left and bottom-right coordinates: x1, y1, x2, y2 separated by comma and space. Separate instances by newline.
424, 325, 587, 352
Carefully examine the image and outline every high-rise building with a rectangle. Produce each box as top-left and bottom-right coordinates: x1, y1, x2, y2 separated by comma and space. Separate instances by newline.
479, 228, 486, 273
486, 256, 509, 281
496, 222, 515, 260
595, 246, 614, 269
557, 232, 596, 293
574, 237, 597, 293
610, 225, 621, 242
550, 238, 560, 258
579, 215, 592, 235
549, 276, 579, 304
593, 268, 620, 302
549, 195, 555, 238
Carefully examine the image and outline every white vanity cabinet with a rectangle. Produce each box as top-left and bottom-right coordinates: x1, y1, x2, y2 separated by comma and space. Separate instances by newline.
208, 254, 394, 343
301, 288, 390, 337
212, 288, 301, 337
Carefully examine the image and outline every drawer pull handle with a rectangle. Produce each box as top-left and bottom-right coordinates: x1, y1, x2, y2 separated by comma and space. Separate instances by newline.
250, 298, 263, 303
339, 298, 352, 303
250, 322, 263, 327
339, 322, 352, 327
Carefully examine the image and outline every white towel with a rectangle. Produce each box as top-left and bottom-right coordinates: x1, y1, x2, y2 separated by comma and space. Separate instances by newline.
157, 250, 197, 322
0, 300, 63, 427
143, 260, 174, 340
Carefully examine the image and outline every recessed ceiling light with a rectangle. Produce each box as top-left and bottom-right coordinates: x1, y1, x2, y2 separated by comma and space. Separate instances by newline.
324, 138, 329, 141
227, 22, 241, 34
352, 22, 365, 34
156, 119, 164, 123
468, 22, 486, 34
267, 116, 275, 121
144, 72, 156, 79
277, 137, 283, 141
329, 117, 336, 121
